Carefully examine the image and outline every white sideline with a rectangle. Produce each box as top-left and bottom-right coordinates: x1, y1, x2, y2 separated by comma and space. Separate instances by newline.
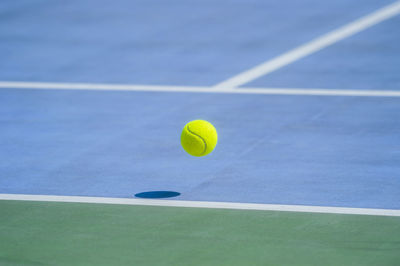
1, 81, 400, 97
214, 1, 400, 88
0, 194, 399, 217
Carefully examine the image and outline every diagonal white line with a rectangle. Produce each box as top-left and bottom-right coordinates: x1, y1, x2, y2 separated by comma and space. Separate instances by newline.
0, 194, 399, 217
1, 81, 400, 97
214, 1, 400, 88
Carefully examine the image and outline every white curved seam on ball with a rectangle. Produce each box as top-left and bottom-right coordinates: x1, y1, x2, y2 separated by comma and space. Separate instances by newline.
186, 125, 207, 156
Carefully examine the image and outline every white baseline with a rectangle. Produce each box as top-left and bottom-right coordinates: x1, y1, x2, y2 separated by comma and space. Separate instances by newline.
0, 194, 399, 217
1, 81, 400, 97
214, 1, 400, 88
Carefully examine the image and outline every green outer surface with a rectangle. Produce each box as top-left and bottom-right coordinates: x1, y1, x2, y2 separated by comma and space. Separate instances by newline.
0, 200, 399, 266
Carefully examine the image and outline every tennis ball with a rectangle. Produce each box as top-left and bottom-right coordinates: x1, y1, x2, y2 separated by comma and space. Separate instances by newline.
181, 120, 218, 157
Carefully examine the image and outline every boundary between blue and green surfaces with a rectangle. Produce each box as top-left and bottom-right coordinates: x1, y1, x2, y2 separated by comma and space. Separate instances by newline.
1, 194, 399, 217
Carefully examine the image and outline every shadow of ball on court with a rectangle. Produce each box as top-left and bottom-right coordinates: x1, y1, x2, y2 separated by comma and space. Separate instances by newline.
134, 191, 181, 199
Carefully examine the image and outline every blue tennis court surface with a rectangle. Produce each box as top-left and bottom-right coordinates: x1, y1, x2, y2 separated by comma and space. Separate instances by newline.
247, 15, 400, 90
0, 0, 396, 85
1, 0, 400, 265
1, 89, 400, 209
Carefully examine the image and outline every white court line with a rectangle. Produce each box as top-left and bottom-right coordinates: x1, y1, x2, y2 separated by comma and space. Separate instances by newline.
1, 81, 400, 97
0, 194, 399, 217
214, 1, 400, 88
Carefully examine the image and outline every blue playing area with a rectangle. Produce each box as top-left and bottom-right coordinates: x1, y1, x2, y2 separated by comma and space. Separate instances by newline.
1, 89, 400, 209
1, 1, 400, 265
0, 0, 397, 86
248, 14, 400, 90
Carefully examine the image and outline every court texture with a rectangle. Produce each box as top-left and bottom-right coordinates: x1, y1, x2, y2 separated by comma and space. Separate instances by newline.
1, 0, 400, 265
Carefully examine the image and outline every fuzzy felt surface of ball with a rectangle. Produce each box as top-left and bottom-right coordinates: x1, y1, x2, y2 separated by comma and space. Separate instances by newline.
181, 120, 218, 157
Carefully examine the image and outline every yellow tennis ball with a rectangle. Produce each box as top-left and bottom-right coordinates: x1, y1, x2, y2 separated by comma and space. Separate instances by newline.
181, 120, 218, 157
